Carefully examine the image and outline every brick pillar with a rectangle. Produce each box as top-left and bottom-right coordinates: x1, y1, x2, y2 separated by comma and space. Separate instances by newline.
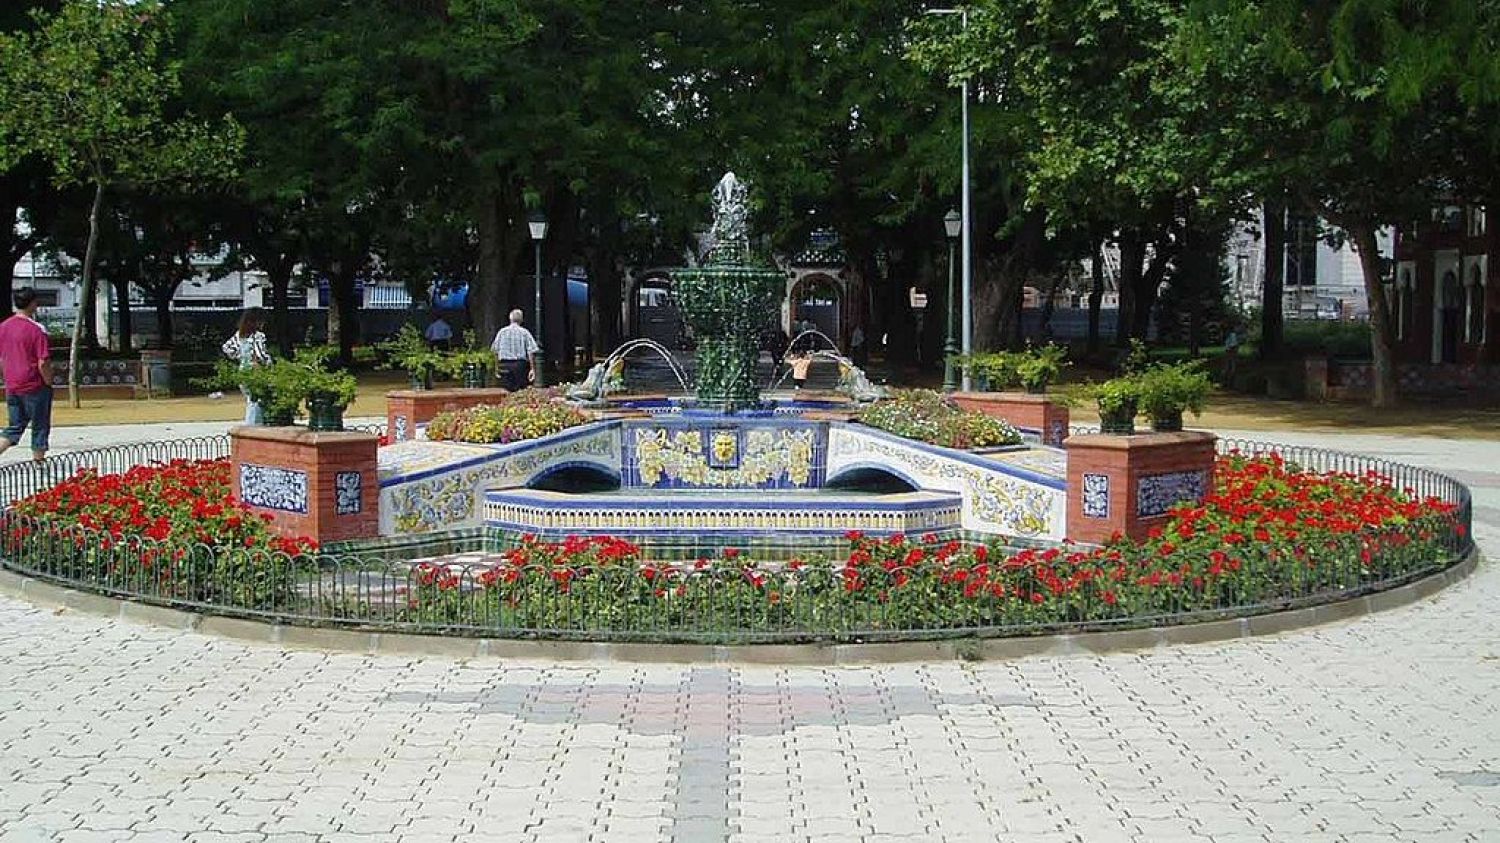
951, 392, 1071, 447
1065, 431, 1217, 545
231, 427, 379, 544
386, 388, 511, 442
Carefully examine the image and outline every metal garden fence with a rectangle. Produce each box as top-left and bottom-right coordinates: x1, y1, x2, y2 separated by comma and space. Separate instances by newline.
0, 429, 1475, 645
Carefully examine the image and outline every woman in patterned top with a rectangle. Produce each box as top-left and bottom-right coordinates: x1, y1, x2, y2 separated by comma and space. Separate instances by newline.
221, 308, 272, 424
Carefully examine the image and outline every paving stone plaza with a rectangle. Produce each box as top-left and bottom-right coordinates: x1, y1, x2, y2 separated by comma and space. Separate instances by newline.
0, 424, 1496, 842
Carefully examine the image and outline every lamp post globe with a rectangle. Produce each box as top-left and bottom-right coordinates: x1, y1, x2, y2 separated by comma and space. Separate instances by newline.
528, 210, 548, 387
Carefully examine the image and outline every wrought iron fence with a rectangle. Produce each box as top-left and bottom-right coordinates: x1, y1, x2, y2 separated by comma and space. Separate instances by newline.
0, 431, 1476, 645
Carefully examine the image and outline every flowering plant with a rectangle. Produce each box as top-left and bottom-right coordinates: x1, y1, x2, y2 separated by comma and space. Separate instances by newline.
402, 453, 1462, 633
857, 389, 1021, 449
6, 459, 317, 606
427, 389, 591, 444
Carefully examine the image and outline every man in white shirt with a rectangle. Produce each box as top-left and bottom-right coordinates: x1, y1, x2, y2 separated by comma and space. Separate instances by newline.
491, 309, 540, 391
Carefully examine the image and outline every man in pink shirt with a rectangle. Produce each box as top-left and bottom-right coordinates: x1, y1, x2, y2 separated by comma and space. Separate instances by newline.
0, 289, 55, 462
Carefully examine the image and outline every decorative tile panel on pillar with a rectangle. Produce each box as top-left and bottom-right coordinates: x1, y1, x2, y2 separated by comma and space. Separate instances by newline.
952, 392, 1070, 447
231, 426, 380, 543
385, 388, 512, 442
1064, 431, 1217, 545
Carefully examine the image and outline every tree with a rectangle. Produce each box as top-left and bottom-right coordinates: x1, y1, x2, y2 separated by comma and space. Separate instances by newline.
0, 0, 241, 406
0, 1, 63, 315
1193, 0, 1490, 405
912, 0, 1262, 348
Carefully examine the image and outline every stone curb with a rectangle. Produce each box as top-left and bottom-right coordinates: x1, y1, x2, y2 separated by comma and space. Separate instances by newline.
0, 547, 1479, 664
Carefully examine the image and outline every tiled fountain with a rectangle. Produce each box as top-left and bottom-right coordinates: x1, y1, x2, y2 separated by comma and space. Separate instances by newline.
375, 175, 1069, 556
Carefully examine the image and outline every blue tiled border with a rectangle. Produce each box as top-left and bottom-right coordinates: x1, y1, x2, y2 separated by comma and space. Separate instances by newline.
380, 421, 621, 489
829, 423, 1068, 491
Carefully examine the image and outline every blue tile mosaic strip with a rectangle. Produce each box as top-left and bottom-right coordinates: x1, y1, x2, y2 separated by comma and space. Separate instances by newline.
1082, 473, 1110, 519
1137, 470, 1207, 518
240, 464, 309, 514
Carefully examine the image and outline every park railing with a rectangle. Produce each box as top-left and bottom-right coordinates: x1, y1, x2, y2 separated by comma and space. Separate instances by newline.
0, 430, 1476, 645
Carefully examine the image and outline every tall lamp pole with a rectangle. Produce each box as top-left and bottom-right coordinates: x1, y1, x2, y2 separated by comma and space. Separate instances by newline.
942, 209, 962, 392
926, 6, 973, 390
528, 211, 548, 387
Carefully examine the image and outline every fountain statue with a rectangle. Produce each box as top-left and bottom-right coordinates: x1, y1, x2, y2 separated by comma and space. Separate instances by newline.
671, 173, 785, 412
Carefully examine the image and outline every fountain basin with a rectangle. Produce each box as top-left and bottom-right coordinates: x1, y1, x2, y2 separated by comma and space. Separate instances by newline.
484, 488, 964, 543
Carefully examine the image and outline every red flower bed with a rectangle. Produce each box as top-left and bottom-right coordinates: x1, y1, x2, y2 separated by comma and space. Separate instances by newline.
406, 454, 1462, 632
10, 459, 316, 556
4, 459, 317, 608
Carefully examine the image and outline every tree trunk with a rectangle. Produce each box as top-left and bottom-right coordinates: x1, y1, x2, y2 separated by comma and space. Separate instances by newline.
153, 291, 173, 349
1087, 242, 1105, 354
1260, 200, 1286, 360
1349, 223, 1398, 407
1115, 232, 1145, 347
586, 251, 622, 357
327, 263, 359, 365
480, 183, 534, 345
268, 257, 294, 356
973, 211, 1045, 352
1133, 250, 1171, 340
68, 183, 105, 408
113, 276, 133, 353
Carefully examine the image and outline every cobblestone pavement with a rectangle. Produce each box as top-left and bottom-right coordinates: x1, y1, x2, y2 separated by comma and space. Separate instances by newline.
0, 429, 1497, 842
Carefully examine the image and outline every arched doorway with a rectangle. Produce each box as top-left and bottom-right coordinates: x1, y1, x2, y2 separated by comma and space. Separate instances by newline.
789, 274, 842, 348
1440, 270, 1463, 363
633, 274, 685, 350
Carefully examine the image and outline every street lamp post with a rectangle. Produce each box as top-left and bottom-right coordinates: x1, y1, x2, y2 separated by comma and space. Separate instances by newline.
926, 6, 973, 390
942, 209, 962, 392
528, 211, 548, 387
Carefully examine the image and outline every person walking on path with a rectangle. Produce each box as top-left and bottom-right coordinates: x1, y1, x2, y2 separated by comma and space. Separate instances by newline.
491, 308, 540, 392
221, 308, 272, 424
1222, 326, 1241, 385
0, 288, 56, 462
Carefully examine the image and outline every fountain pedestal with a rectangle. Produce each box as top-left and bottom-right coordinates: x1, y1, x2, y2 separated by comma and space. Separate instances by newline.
231, 426, 380, 544
1064, 431, 1216, 544
386, 388, 512, 442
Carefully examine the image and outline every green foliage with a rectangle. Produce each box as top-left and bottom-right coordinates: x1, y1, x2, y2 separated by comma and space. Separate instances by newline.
1279, 319, 1373, 359
1084, 377, 1142, 418
377, 325, 447, 379
0, 1, 243, 186
1136, 361, 1213, 420
441, 331, 494, 380
293, 347, 357, 409
958, 343, 1069, 392
857, 390, 1022, 449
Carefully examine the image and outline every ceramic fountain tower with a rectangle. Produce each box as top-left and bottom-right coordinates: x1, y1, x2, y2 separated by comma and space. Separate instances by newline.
671, 173, 785, 412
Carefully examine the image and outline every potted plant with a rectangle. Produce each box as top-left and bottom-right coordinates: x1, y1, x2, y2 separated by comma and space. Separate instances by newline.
1136, 361, 1212, 432
955, 352, 1017, 392
199, 360, 303, 426
294, 348, 359, 432
245, 361, 307, 426
443, 330, 494, 389
1086, 376, 1141, 435
377, 324, 446, 390
1014, 343, 1069, 394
